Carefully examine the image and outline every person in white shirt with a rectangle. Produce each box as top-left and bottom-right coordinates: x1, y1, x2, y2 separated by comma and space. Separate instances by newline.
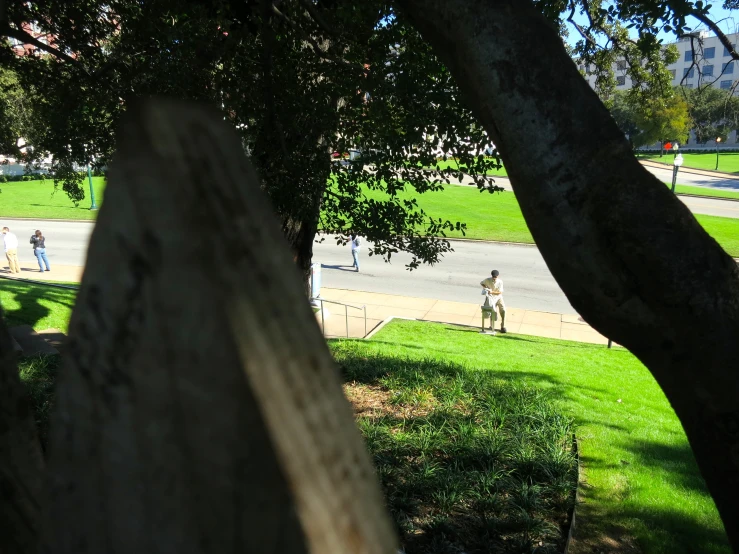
2, 226, 21, 274
480, 269, 507, 334
350, 233, 361, 272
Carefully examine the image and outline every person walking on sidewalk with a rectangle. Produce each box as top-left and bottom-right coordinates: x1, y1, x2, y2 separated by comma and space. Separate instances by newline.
30, 229, 51, 273
480, 269, 507, 334
350, 233, 361, 272
2, 227, 21, 274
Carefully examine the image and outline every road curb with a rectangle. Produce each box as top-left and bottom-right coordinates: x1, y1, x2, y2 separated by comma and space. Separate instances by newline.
676, 192, 739, 202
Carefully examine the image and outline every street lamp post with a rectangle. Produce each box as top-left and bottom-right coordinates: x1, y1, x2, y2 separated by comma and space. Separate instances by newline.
715, 137, 722, 171
87, 164, 99, 211
671, 153, 684, 193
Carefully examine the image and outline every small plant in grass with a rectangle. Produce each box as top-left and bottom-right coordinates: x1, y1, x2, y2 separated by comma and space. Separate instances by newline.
338, 354, 578, 554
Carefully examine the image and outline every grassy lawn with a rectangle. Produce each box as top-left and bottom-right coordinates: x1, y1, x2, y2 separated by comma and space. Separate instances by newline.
0, 279, 77, 332
19, 355, 60, 452
363, 184, 739, 257
0, 177, 105, 220
330, 320, 730, 554
428, 157, 509, 177
342, 353, 578, 553
673, 183, 739, 199
642, 152, 739, 174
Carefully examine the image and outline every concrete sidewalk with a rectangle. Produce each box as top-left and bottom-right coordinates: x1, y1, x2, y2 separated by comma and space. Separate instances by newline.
0, 262, 83, 282
317, 287, 612, 345
0, 263, 613, 346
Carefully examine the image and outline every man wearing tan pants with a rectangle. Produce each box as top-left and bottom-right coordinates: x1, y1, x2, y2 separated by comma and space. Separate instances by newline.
2, 227, 21, 274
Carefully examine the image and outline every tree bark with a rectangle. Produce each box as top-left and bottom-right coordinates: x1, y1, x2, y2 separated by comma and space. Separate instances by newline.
40, 99, 396, 554
0, 311, 44, 554
397, 0, 739, 548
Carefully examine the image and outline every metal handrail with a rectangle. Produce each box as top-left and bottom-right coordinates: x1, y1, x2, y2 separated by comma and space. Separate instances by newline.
312, 297, 367, 338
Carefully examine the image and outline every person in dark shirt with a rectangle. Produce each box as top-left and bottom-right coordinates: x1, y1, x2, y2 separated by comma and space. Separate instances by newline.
30, 229, 50, 273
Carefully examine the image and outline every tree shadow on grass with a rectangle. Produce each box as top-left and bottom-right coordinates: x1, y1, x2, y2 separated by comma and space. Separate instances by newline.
0, 279, 76, 331
340, 354, 578, 554
335, 351, 729, 553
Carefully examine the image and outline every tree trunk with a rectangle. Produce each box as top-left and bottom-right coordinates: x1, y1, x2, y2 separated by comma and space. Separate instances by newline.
40, 99, 396, 554
0, 311, 44, 554
398, 0, 739, 548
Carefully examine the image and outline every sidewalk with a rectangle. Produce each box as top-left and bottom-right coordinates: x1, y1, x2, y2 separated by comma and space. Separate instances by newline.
0, 262, 83, 283
0, 264, 612, 346
317, 287, 612, 345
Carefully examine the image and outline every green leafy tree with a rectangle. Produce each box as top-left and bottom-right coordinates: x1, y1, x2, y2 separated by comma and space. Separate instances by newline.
682, 85, 739, 143
0, 0, 500, 287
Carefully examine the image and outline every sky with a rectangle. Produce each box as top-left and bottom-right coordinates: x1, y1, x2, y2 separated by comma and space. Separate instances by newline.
565, 3, 739, 47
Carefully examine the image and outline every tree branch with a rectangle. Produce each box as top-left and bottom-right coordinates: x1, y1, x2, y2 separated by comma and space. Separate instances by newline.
269, 3, 362, 70
297, 0, 337, 38
690, 9, 739, 61
1, 23, 82, 67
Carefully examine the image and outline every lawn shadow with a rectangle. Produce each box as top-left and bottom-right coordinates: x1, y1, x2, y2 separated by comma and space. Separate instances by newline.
339, 354, 578, 553
335, 349, 730, 553
0, 279, 76, 330
321, 263, 357, 272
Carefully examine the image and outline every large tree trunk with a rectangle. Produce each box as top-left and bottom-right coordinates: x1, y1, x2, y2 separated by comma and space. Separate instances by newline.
0, 312, 44, 554
398, 0, 739, 549
39, 99, 396, 553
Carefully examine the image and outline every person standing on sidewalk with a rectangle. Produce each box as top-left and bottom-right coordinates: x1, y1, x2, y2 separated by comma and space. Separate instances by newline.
350, 233, 361, 272
30, 229, 51, 273
480, 269, 507, 334
2, 227, 21, 274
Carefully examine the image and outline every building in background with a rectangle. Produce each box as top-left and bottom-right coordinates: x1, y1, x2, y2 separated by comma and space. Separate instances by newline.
582, 30, 739, 94
580, 30, 739, 146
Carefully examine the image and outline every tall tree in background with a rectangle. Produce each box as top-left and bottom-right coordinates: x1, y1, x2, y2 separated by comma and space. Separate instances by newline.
683, 85, 739, 143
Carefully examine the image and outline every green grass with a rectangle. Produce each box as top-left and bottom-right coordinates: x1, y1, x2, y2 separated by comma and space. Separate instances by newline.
673, 183, 739, 199
18, 355, 61, 452
643, 152, 739, 174
0, 177, 105, 220
427, 157, 509, 177
342, 354, 577, 553
363, 184, 739, 257
330, 320, 730, 554
0, 279, 77, 332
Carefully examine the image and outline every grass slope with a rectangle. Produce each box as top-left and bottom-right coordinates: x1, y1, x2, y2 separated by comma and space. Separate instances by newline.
0, 177, 105, 220
364, 184, 739, 257
0, 279, 77, 332
330, 320, 730, 554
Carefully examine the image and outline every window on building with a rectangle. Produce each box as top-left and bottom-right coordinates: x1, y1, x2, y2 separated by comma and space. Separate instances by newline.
721, 80, 733, 90
684, 67, 695, 78
616, 75, 626, 86
684, 84, 694, 89
685, 50, 693, 62
705, 47, 716, 58
704, 65, 714, 76
670, 69, 676, 79
724, 61, 735, 74
616, 60, 627, 70
725, 44, 736, 56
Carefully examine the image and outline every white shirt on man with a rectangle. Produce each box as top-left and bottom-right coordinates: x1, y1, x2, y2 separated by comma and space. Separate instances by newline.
3, 232, 18, 252
480, 276, 503, 296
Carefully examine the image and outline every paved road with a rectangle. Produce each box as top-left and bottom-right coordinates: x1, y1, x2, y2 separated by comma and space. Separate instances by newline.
0, 219, 576, 313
